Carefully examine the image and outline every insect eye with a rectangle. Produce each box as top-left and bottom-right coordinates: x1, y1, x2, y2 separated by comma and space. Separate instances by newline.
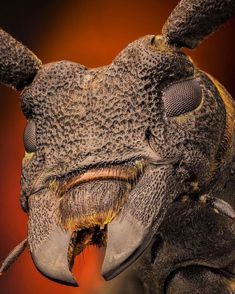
23, 120, 36, 153
162, 78, 202, 117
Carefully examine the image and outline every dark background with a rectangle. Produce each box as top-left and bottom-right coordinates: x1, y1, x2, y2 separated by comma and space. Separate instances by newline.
0, 1, 235, 293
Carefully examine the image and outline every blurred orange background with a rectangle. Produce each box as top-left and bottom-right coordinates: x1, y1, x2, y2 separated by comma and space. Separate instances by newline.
0, 1, 235, 293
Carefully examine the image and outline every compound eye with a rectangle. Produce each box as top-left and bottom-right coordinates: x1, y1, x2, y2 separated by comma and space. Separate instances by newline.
23, 120, 36, 153
162, 78, 202, 117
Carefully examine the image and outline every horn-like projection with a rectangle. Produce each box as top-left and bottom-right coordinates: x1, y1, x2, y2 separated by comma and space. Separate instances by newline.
162, 0, 235, 49
0, 28, 42, 90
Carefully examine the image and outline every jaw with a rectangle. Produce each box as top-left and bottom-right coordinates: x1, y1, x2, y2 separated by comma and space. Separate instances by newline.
27, 160, 183, 286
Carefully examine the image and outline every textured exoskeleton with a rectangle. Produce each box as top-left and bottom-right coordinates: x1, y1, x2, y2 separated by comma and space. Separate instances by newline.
0, 0, 235, 293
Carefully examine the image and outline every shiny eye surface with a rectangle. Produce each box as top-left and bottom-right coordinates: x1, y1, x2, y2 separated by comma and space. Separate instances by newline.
23, 120, 36, 153
162, 78, 202, 117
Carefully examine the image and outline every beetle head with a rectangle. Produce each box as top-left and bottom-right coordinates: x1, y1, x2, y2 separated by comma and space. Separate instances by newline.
0, 0, 234, 286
